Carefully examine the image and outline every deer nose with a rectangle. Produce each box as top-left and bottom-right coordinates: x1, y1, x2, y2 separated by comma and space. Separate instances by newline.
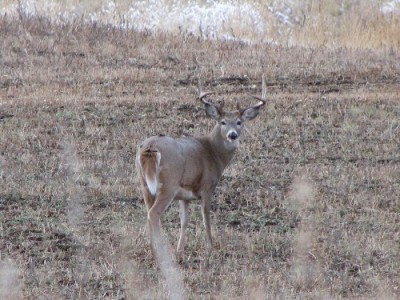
228, 131, 238, 140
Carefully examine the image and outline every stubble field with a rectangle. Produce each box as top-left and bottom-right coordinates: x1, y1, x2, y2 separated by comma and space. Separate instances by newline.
0, 16, 400, 299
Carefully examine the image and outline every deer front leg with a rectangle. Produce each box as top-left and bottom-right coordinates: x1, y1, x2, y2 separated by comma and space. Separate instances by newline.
201, 194, 213, 268
201, 195, 213, 251
177, 200, 189, 253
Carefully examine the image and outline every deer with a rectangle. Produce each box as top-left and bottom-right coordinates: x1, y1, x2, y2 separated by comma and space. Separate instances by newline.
135, 77, 266, 259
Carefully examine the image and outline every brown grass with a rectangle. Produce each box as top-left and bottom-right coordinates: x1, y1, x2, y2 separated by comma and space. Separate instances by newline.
2, 0, 400, 49
288, 0, 400, 49
0, 15, 400, 299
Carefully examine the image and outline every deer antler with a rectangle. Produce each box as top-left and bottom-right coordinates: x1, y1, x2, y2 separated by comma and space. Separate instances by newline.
249, 74, 267, 108
197, 78, 214, 104
197, 78, 225, 117
238, 75, 267, 120
198, 91, 213, 103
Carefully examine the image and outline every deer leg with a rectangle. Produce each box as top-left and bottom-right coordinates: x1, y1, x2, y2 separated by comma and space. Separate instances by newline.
201, 196, 213, 250
138, 175, 156, 245
139, 175, 155, 211
177, 200, 189, 253
147, 189, 176, 254
201, 195, 213, 268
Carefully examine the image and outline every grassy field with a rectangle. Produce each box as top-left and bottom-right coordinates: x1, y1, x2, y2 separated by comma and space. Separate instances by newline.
1, 15, 400, 299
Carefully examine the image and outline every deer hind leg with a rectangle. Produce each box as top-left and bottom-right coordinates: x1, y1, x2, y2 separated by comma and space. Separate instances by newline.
147, 188, 177, 254
138, 175, 156, 211
177, 200, 189, 253
137, 175, 157, 246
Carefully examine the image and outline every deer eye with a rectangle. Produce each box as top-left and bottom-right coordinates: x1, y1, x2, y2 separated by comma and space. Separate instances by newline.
221, 120, 226, 125
236, 120, 242, 126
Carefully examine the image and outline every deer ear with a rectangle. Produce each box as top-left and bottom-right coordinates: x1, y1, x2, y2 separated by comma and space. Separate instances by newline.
241, 106, 260, 121
204, 103, 222, 120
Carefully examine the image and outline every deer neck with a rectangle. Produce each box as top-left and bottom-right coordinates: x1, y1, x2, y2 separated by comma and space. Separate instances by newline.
205, 124, 237, 170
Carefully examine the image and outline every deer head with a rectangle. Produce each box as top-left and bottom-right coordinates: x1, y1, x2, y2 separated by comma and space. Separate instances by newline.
198, 77, 266, 150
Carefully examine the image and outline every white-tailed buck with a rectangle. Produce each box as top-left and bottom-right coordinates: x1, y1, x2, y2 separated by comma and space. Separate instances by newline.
136, 77, 266, 257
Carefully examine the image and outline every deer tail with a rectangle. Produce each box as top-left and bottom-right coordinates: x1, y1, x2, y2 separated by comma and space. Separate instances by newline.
138, 147, 161, 196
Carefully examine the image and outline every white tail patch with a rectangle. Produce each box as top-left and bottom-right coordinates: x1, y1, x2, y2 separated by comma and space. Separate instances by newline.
144, 152, 161, 196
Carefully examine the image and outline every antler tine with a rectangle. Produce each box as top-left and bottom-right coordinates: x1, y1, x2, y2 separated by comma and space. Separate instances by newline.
250, 74, 267, 107
198, 91, 213, 103
197, 77, 214, 103
261, 73, 267, 100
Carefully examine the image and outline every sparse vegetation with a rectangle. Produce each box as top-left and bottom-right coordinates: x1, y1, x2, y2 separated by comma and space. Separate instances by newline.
0, 13, 399, 299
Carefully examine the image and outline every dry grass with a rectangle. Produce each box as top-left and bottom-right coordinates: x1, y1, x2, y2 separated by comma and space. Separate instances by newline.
287, 0, 400, 49
0, 15, 400, 299
2, 0, 400, 49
